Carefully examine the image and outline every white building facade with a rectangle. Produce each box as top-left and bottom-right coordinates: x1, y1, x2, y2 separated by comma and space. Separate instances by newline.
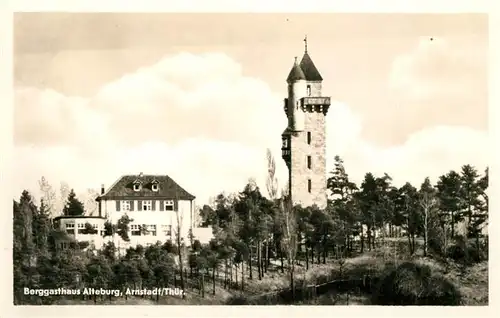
55, 173, 200, 253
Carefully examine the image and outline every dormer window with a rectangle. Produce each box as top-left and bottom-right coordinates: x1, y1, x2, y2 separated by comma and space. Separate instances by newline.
132, 179, 142, 192
151, 179, 159, 192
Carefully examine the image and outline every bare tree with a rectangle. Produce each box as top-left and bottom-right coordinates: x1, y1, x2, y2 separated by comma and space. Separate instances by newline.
266, 148, 279, 200
279, 190, 298, 299
193, 204, 203, 227
265, 149, 280, 272
59, 181, 71, 215
38, 176, 57, 218
419, 189, 438, 257
174, 191, 186, 298
84, 188, 99, 216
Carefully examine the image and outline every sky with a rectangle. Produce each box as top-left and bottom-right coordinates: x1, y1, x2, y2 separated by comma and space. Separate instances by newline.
13, 13, 489, 208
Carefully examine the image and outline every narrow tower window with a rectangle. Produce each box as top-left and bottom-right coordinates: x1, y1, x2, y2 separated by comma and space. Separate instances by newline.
308, 179, 312, 193
307, 85, 311, 96
307, 132, 312, 145
307, 156, 312, 169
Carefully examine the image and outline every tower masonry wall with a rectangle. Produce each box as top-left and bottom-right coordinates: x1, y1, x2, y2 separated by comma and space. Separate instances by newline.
289, 110, 327, 209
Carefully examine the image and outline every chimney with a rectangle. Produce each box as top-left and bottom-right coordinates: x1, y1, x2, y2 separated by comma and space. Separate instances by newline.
100, 184, 105, 195
139, 172, 143, 177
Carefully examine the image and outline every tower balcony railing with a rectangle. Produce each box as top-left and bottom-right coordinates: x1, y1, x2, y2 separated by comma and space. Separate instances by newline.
301, 96, 331, 106
281, 149, 291, 157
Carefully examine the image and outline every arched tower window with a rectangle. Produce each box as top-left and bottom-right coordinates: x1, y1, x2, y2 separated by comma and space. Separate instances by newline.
307, 85, 311, 96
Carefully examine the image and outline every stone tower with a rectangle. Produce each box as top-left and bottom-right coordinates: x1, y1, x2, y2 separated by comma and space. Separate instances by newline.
281, 38, 331, 209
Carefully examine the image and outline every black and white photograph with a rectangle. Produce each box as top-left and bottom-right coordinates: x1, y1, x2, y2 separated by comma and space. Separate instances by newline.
11, 11, 489, 307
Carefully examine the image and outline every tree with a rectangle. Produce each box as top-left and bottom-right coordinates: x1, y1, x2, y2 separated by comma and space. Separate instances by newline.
419, 177, 438, 257
436, 171, 463, 239
38, 176, 57, 218
32, 199, 52, 256
326, 156, 359, 254
13, 192, 37, 304
116, 215, 133, 242
81, 222, 98, 235
460, 165, 482, 240
396, 183, 421, 255
199, 205, 216, 227
59, 181, 71, 214
85, 255, 113, 303
266, 148, 279, 200
173, 191, 186, 298
84, 188, 100, 216
279, 191, 298, 299
62, 189, 85, 216
358, 173, 378, 251
466, 167, 488, 257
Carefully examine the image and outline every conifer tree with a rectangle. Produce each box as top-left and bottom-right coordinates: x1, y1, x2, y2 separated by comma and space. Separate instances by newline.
63, 189, 85, 216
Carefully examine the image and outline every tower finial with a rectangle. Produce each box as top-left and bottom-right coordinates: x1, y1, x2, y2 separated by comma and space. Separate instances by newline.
304, 35, 308, 53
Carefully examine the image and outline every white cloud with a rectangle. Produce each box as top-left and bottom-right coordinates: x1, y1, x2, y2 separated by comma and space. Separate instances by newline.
389, 36, 485, 101
14, 50, 487, 208
380, 36, 488, 144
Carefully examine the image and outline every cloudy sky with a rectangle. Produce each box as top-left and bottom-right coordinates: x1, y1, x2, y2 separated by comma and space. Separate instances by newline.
13, 13, 488, 207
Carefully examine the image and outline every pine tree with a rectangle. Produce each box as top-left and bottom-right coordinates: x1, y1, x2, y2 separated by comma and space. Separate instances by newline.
62, 189, 85, 216
32, 199, 52, 255
436, 170, 463, 238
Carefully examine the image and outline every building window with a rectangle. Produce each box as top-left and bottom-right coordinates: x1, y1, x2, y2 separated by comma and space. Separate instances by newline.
307, 156, 312, 169
146, 225, 157, 236
307, 132, 311, 145
77, 223, 85, 234
282, 138, 288, 149
133, 183, 141, 191
121, 200, 131, 211
164, 200, 174, 211
307, 85, 311, 96
143, 200, 152, 211
162, 225, 172, 237
152, 184, 159, 191
65, 223, 75, 235
131, 224, 141, 236
308, 179, 312, 193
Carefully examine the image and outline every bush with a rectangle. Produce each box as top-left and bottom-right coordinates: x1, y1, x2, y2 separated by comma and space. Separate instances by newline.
373, 262, 461, 305
446, 235, 487, 264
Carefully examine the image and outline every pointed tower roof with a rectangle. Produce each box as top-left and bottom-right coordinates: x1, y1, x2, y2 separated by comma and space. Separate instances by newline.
286, 57, 306, 82
299, 53, 323, 81
299, 36, 323, 81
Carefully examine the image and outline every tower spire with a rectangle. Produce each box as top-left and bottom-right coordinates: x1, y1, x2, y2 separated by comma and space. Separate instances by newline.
304, 35, 308, 53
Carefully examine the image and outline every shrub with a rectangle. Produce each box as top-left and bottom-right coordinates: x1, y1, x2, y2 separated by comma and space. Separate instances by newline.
446, 235, 487, 264
373, 261, 461, 305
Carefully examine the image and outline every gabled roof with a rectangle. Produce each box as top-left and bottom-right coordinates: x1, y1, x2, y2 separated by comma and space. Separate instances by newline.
286, 60, 306, 82
299, 52, 323, 81
98, 174, 195, 200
